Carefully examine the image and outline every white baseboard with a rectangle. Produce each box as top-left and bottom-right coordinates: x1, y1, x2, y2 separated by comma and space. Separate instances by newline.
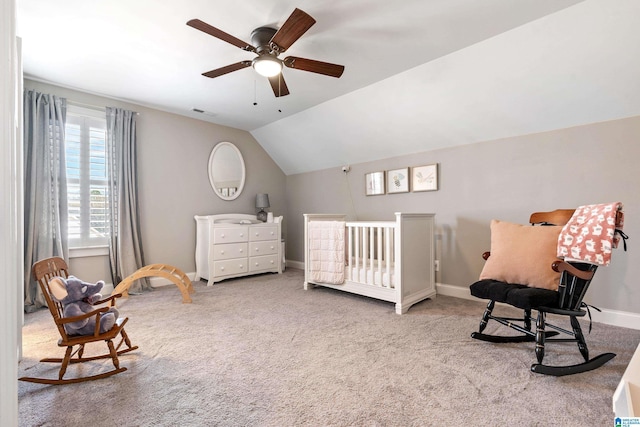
436, 282, 473, 300
287, 260, 304, 270
589, 307, 640, 331
436, 282, 640, 331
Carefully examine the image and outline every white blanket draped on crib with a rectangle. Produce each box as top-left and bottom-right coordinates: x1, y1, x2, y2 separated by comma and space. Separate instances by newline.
308, 221, 345, 284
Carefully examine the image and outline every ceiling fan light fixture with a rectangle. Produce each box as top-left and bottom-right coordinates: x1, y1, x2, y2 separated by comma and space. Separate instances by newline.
253, 56, 283, 77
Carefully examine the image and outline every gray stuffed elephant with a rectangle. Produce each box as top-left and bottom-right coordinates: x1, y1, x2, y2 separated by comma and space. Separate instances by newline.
49, 276, 119, 335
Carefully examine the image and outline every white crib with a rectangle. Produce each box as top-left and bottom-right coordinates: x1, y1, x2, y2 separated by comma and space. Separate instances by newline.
304, 212, 436, 314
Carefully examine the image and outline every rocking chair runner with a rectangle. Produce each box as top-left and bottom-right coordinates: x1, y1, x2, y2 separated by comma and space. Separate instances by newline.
469, 206, 627, 376
20, 257, 138, 385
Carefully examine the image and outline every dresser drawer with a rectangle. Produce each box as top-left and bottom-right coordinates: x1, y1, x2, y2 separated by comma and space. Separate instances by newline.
249, 226, 278, 242
212, 243, 248, 260
213, 226, 249, 244
249, 254, 279, 272
213, 258, 247, 277
250, 241, 278, 256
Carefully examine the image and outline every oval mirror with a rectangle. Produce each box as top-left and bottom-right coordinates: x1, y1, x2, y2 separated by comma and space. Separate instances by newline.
208, 142, 245, 201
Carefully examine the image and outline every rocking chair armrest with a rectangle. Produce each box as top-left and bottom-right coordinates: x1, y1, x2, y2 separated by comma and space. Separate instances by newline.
92, 293, 123, 307
551, 260, 595, 281
482, 251, 491, 261
56, 306, 109, 326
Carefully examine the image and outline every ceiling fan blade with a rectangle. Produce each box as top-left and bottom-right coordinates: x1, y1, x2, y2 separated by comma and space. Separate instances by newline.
202, 61, 252, 78
284, 56, 344, 78
187, 19, 256, 52
269, 8, 316, 53
268, 74, 290, 97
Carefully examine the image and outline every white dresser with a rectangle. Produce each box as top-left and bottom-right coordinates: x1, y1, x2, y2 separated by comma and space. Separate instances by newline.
194, 214, 282, 285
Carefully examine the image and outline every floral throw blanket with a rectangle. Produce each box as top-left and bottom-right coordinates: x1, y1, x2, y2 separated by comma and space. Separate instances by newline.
557, 202, 625, 266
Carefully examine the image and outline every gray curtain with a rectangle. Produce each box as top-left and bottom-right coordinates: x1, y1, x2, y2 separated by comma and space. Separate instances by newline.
23, 90, 68, 312
106, 107, 149, 292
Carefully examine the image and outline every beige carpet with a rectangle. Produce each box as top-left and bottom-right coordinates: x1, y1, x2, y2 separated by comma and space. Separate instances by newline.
18, 269, 640, 426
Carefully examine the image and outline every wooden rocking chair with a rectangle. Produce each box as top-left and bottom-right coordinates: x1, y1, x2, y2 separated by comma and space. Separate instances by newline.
19, 257, 138, 385
469, 205, 627, 376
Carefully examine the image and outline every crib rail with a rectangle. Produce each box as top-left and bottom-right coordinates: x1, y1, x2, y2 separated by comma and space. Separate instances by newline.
345, 221, 397, 288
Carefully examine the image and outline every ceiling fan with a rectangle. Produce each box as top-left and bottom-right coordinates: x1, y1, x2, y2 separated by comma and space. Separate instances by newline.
187, 8, 345, 97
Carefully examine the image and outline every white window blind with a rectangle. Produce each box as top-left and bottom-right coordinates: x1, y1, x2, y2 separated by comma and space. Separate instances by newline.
65, 105, 109, 248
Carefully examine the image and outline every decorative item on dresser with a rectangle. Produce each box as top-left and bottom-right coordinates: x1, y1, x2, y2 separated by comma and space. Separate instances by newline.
194, 213, 282, 286
255, 193, 270, 222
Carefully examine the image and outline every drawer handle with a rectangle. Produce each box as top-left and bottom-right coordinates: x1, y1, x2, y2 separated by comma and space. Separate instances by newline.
255, 262, 259, 266
240, 233, 244, 237
255, 232, 260, 237
220, 266, 225, 271
270, 246, 274, 250
239, 249, 243, 253
220, 233, 225, 238
270, 232, 274, 236
220, 250, 225, 255
239, 264, 244, 269
255, 247, 259, 252
270, 260, 274, 264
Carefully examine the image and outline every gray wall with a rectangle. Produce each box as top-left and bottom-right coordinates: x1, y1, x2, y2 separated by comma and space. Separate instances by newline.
24, 79, 286, 283
23, 78, 640, 315
285, 115, 640, 315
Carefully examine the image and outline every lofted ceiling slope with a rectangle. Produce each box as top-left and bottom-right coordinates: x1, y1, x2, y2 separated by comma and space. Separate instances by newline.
17, 1, 640, 175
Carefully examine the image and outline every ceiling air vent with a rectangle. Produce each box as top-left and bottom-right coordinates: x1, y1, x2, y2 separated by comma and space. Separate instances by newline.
191, 108, 217, 116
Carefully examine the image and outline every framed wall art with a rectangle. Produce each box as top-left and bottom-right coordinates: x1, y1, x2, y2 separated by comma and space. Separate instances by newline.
387, 167, 409, 194
365, 171, 385, 196
411, 163, 438, 192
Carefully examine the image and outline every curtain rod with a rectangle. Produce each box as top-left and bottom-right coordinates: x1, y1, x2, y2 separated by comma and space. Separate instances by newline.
67, 100, 140, 115
67, 100, 104, 110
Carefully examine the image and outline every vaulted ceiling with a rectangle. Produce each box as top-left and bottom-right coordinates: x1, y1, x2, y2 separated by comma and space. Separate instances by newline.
17, 0, 640, 174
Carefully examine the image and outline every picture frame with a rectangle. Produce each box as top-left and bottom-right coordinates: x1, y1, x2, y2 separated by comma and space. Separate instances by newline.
365, 171, 385, 196
411, 163, 439, 192
386, 167, 409, 194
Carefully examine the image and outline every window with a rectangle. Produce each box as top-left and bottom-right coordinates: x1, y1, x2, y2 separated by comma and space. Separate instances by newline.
65, 105, 109, 248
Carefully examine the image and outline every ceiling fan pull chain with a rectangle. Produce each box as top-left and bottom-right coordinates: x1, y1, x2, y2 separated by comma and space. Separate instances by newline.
253, 79, 257, 106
